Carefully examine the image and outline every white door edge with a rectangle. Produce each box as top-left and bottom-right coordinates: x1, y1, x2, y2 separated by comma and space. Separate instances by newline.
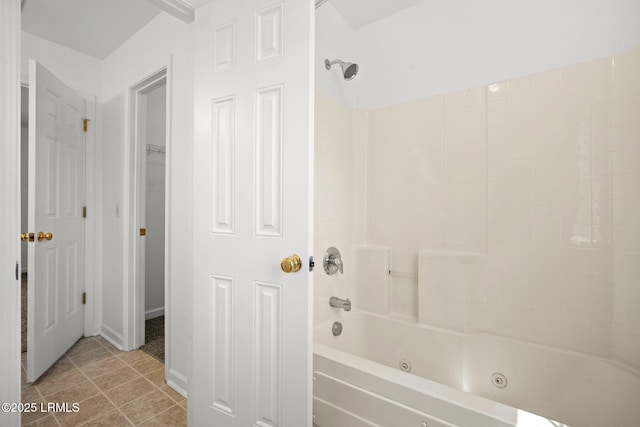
0, 0, 23, 424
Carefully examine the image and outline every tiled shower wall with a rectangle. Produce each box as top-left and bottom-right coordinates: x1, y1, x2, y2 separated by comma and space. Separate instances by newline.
314, 94, 367, 326
611, 47, 640, 368
314, 46, 640, 368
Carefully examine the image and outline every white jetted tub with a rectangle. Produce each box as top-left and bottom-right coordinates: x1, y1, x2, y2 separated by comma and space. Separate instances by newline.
313, 311, 640, 427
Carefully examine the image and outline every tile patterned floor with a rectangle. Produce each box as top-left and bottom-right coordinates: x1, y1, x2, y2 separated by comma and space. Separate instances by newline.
21, 336, 187, 426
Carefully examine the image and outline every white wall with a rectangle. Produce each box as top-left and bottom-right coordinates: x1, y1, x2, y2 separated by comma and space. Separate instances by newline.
145, 84, 167, 146
315, 3, 357, 108
144, 83, 166, 318
101, 94, 125, 342
100, 12, 193, 395
316, 0, 640, 110
21, 32, 102, 93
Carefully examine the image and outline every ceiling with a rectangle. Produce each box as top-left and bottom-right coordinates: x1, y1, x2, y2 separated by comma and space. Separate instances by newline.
20, 0, 425, 60
21, 0, 162, 59
329, 0, 427, 29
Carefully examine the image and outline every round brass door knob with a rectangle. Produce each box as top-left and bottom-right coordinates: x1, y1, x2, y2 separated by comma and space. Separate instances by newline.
281, 254, 302, 273
37, 232, 53, 242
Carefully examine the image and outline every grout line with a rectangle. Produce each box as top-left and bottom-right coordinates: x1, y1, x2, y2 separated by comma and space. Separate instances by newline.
93, 337, 182, 425
134, 403, 180, 426
59, 341, 136, 426
25, 336, 183, 426
86, 340, 146, 426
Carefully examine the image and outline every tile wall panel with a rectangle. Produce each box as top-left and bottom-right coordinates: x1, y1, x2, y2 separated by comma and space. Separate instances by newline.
314, 46, 640, 365
611, 46, 640, 369
313, 93, 366, 326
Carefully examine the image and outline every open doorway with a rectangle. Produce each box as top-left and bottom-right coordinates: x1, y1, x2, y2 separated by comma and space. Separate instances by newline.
131, 70, 168, 363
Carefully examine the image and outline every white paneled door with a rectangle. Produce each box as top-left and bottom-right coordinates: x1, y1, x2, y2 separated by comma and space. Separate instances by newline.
27, 61, 85, 383
191, 0, 314, 426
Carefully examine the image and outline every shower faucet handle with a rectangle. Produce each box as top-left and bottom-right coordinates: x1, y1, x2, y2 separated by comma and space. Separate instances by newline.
323, 246, 343, 275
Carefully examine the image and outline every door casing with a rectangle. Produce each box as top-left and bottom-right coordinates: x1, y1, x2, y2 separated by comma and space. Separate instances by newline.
123, 66, 173, 384
0, 1, 22, 425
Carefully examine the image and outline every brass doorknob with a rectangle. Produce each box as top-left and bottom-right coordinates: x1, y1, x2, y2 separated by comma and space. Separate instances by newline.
280, 254, 302, 273
37, 232, 53, 242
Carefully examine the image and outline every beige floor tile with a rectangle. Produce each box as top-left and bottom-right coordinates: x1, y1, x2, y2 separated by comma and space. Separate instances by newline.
20, 400, 48, 426
94, 337, 119, 354
53, 394, 114, 427
21, 335, 186, 426
159, 384, 185, 404
35, 369, 86, 397
23, 413, 59, 427
92, 366, 140, 392
104, 377, 156, 408
68, 348, 113, 368
115, 350, 148, 365
129, 357, 163, 375
22, 383, 41, 403
43, 380, 100, 405
78, 409, 133, 426
143, 368, 165, 387
65, 339, 101, 357
138, 405, 187, 427
79, 356, 127, 379
38, 357, 76, 382
119, 390, 174, 425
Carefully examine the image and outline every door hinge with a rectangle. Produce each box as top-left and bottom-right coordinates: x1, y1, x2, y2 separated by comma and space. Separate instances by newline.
82, 292, 86, 305
82, 206, 87, 218
15, 262, 19, 281
309, 256, 315, 272
83, 118, 90, 133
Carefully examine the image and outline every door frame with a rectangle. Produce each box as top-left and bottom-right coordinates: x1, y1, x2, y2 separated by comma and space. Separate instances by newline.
123, 65, 171, 370
0, 0, 22, 425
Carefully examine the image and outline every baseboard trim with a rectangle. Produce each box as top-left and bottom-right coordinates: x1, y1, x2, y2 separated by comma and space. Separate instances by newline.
167, 368, 188, 398
100, 324, 124, 350
145, 307, 165, 320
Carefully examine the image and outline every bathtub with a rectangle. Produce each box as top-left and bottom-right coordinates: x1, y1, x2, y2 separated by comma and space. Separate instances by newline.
313, 311, 640, 427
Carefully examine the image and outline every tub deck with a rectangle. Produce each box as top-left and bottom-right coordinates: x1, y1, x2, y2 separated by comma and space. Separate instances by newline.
314, 311, 640, 426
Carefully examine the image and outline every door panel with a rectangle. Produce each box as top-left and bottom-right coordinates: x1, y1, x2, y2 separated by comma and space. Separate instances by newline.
27, 60, 85, 383
191, 0, 314, 425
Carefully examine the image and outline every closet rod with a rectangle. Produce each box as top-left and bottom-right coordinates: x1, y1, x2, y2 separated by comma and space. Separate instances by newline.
146, 144, 166, 156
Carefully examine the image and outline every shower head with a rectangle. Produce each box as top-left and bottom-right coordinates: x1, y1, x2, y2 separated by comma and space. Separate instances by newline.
325, 59, 359, 81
